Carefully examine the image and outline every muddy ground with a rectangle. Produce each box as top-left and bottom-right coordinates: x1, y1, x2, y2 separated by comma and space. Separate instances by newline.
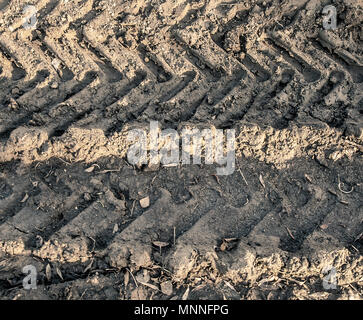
0, 0, 362, 300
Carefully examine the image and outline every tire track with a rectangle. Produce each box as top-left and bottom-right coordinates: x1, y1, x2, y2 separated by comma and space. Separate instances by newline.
311, 38, 363, 84
265, 37, 321, 83
0, 71, 98, 140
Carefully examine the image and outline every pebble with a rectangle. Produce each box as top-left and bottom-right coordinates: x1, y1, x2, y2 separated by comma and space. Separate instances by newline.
11, 87, 20, 95
160, 281, 173, 296
140, 196, 150, 208
50, 81, 59, 89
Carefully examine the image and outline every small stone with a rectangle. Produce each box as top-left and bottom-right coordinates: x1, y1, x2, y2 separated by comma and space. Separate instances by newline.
160, 281, 173, 296
51, 58, 61, 69
140, 196, 150, 208
112, 223, 119, 234
9, 98, 18, 110
50, 81, 59, 89
11, 87, 20, 95
84, 193, 92, 201
136, 269, 150, 283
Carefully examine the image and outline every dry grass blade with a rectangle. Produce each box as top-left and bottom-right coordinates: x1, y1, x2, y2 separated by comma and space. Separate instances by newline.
286, 227, 295, 240
99, 167, 121, 173
56, 267, 63, 280
259, 174, 266, 189
112, 223, 119, 234
213, 174, 221, 185
124, 270, 130, 287
304, 174, 312, 183
153, 241, 169, 248
45, 264, 52, 281
354, 232, 363, 242
20, 193, 29, 203
224, 281, 237, 292
83, 259, 93, 273
224, 237, 238, 242
182, 287, 190, 300
238, 168, 248, 186
338, 175, 354, 194
126, 268, 138, 288
85, 165, 95, 173
138, 281, 160, 291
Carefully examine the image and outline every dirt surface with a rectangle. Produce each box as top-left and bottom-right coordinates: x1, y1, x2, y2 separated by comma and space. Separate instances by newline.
0, 0, 362, 300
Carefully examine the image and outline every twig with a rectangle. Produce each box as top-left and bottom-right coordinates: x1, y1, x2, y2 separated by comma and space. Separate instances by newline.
238, 168, 248, 186
131, 200, 136, 215
212, 174, 221, 185
126, 268, 138, 288
80, 289, 88, 300
99, 167, 121, 174
286, 227, 295, 240
350, 245, 359, 254
151, 175, 157, 184
259, 174, 266, 189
